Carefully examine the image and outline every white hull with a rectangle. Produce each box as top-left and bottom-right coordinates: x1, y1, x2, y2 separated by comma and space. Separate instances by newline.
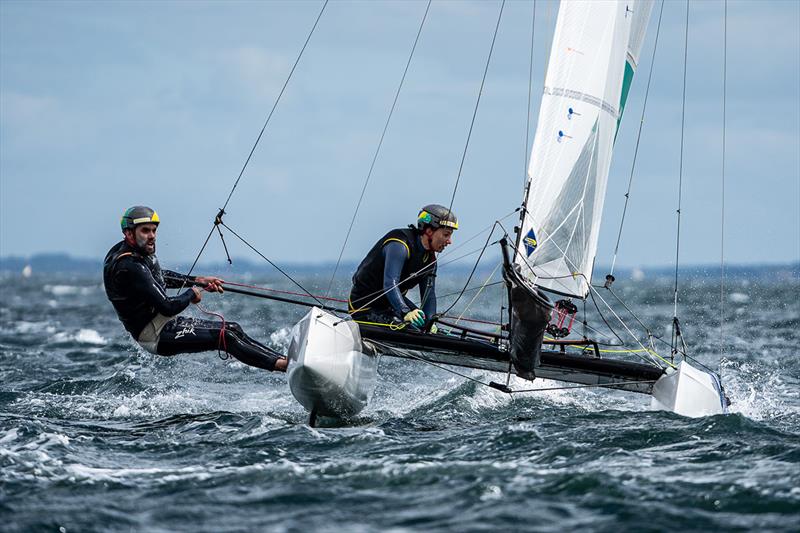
651, 360, 727, 417
287, 311, 726, 420
287, 308, 378, 419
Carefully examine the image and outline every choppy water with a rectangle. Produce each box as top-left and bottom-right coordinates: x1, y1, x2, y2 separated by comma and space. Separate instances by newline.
1, 271, 798, 532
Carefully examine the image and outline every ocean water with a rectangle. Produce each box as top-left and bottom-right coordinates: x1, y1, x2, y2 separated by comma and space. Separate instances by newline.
1, 271, 798, 532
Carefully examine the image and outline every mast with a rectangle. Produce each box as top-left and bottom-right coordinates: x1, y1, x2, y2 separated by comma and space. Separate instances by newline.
514, 0, 654, 299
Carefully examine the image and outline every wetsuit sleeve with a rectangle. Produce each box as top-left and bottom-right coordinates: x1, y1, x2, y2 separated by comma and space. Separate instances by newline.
127, 262, 194, 316
382, 241, 412, 316
419, 275, 436, 318
163, 270, 196, 289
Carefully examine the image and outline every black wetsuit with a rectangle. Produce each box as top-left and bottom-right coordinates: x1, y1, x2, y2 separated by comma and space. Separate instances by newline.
103, 240, 282, 370
349, 227, 437, 325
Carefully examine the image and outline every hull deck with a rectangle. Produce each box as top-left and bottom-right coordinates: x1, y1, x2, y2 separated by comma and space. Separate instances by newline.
359, 323, 664, 395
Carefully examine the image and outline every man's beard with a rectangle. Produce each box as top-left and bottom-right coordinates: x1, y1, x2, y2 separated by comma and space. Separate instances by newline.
135, 235, 156, 255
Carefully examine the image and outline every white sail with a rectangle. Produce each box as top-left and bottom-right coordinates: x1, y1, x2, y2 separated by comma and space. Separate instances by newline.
515, 0, 653, 298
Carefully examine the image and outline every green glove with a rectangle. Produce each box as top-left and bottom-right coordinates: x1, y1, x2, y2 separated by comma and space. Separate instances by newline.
403, 309, 426, 327
429, 323, 438, 334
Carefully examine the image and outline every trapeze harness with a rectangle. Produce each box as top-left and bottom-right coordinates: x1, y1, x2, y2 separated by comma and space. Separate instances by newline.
348, 227, 437, 325
103, 240, 283, 371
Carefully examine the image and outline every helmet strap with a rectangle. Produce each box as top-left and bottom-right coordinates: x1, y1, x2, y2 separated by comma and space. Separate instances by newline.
421, 227, 434, 251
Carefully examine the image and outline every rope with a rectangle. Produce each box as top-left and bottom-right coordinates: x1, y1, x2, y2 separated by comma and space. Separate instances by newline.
602, 285, 657, 347
325, 0, 433, 298
195, 303, 229, 361
608, 0, 665, 276
436, 209, 518, 266
671, 0, 690, 358
221, 0, 328, 212
437, 281, 505, 301
523, 0, 537, 187
348, 210, 518, 313
514, 0, 537, 258
222, 280, 349, 303
570, 344, 661, 360
589, 284, 676, 369
182, 0, 328, 282
720, 0, 727, 358
220, 222, 326, 308
453, 262, 502, 326
371, 339, 496, 388
509, 379, 657, 394
448, 0, 506, 213
354, 319, 407, 331
439, 222, 501, 317
587, 286, 626, 346
347, 220, 512, 317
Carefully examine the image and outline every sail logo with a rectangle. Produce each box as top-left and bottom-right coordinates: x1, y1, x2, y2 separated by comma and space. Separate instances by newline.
523, 229, 538, 256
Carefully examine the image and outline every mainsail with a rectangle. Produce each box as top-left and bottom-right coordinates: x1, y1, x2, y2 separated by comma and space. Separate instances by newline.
515, 0, 654, 298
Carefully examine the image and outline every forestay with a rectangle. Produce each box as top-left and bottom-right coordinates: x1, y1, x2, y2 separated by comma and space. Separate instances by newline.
516, 0, 653, 298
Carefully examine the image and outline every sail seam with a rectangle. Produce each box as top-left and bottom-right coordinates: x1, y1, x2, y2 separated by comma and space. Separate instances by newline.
542, 86, 619, 118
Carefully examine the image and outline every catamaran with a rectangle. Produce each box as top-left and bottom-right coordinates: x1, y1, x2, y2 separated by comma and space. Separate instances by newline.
183, 0, 729, 425
283, 0, 729, 424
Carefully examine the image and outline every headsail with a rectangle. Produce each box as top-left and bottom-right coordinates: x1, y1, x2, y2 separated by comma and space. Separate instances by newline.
515, 0, 654, 298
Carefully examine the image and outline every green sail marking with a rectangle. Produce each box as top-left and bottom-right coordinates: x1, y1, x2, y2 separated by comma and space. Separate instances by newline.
614, 59, 636, 142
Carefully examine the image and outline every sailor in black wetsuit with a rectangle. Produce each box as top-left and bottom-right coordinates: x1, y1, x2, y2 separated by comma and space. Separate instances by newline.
349, 204, 457, 331
103, 206, 287, 372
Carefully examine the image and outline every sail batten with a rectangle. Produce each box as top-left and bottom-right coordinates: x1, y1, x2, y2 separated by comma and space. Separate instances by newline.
515, 0, 654, 299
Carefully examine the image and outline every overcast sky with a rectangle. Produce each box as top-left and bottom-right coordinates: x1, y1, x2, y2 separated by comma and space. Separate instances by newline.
1, 0, 798, 270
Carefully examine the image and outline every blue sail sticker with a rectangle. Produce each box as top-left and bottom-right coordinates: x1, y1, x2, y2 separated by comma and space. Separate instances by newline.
523, 228, 538, 256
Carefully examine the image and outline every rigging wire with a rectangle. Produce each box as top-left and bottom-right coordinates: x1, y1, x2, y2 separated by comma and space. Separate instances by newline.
509, 379, 657, 394
589, 284, 675, 368
344, 209, 517, 310
671, 0, 691, 360
447, 0, 506, 213
587, 287, 627, 347
514, 0, 538, 259
222, 280, 349, 304
439, 222, 501, 317
324, 0, 433, 298
436, 209, 517, 265
453, 262, 502, 326
608, 0, 666, 277
369, 339, 655, 395
342, 212, 513, 323
348, 230, 501, 318
221, 1, 329, 213
219, 222, 326, 308
597, 285, 657, 347
523, 0, 537, 187
182, 0, 328, 281
437, 280, 505, 300
720, 0, 728, 359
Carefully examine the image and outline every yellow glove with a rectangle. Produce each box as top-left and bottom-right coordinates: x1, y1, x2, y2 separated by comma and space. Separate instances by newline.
403, 309, 426, 327
429, 323, 438, 334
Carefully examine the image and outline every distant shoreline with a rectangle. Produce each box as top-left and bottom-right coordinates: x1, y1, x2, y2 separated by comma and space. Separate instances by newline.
1, 253, 797, 281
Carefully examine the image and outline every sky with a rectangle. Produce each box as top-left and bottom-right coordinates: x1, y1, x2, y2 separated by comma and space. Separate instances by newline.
1, 0, 798, 271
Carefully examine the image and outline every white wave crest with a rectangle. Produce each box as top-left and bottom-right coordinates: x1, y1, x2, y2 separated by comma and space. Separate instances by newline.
43, 284, 96, 296
729, 292, 750, 304
722, 359, 799, 422
51, 328, 107, 345
4, 320, 57, 335
270, 327, 292, 349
